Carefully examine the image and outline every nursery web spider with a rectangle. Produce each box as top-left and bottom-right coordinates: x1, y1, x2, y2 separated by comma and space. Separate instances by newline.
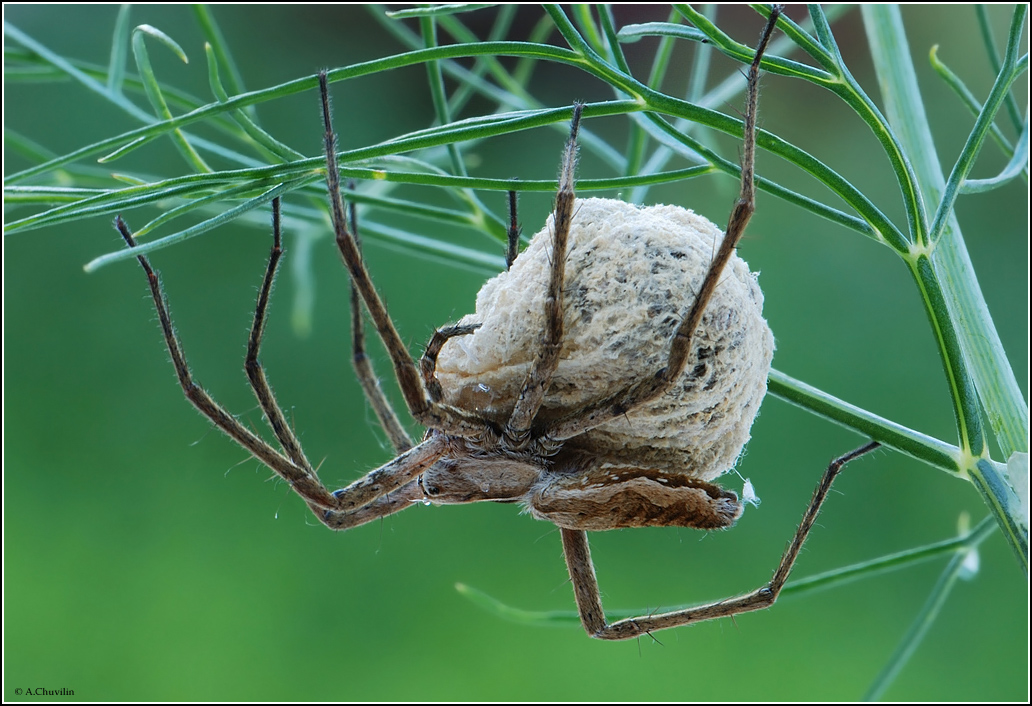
116, 6, 878, 640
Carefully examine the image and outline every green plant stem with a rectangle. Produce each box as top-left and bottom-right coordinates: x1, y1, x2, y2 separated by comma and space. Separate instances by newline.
784, 515, 995, 599
927, 6, 1029, 245
861, 4, 1027, 569
106, 4, 130, 94
455, 516, 997, 628
961, 116, 1028, 193
928, 45, 1026, 168
975, 4, 1025, 132
862, 516, 995, 700
768, 370, 959, 475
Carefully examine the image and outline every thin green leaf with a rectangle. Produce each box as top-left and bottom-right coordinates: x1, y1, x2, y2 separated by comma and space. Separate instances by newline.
768, 369, 960, 475
4, 22, 147, 120
570, 5, 605, 56
385, 4, 497, 20
783, 515, 996, 599
106, 4, 130, 94
625, 9, 683, 182
129, 181, 277, 239
3, 64, 69, 82
204, 43, 303, 162
807, 3, 844, 63
962, 116, 1029, 193
345, 192, 487, 230
439, 5, 518, 117
617, 21, 707, 44
6, 176, 245, 234
863, 517, 994, 701
84, 181, 303, 272
976, 4, 1024, 133
133, 24, 187, 63
417, 13, 502, 239
678, 4, 837, 82
98, 134, 156, 163
928, 6, 1029, 245
5, 28, 251, 162
744, 2, 837, 71
657, 9, 917, 250
456, 517, 997, 628
4, 186, 107, 204
3, 129, 57, 163
371, 5, 625, 172
694, 7, 927, 253
421, 16, 465, 177
131, 24, 210, 173
2, 160, 726, 238
628, 4, 852, 204
642, 110, 906, 249
357, 219, 505, 275
596, 6, 630, 74
5, 41, 588, 185
455, 583, 581, 627
929, 45, 1024, 164
192, 5, 250, 115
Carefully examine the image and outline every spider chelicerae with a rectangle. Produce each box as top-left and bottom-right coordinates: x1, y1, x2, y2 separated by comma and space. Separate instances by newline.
115, 7, 877, 640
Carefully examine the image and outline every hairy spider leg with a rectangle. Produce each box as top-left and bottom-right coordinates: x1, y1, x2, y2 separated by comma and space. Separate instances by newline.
116, 204, 447, 529
506, 188, 521, 271
344, 190, 414, 453
420, 323, 483, 404
407, 108, 586, 434
543, 12, 776, 444
564, 442, 881, 639
117, 209, 332, 511
536, 5, 881, 640
319, 72, 497, 441
504, 105, 583, 444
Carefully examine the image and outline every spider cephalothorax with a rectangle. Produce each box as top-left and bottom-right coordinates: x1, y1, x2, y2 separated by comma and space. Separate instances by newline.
116, 7, 877, 640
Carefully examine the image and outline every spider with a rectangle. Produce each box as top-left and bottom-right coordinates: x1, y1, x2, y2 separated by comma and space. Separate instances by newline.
115, 7, 877, 640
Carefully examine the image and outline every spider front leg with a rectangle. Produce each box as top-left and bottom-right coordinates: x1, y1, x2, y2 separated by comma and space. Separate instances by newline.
544, 8, 780, 443
245, 197, 314, 473
319, 72, 497, 441
253, 196, 430, 526
560, 442, 880, 640
115, 211, 338, 512
505, 105, 582, 443
344, 193, 413, 453
505, 189, 521, 270
116, 210, 444, 530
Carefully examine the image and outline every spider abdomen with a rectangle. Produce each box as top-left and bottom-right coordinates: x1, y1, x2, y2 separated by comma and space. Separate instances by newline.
435, 197, 774, 482
528, 464, 743, 530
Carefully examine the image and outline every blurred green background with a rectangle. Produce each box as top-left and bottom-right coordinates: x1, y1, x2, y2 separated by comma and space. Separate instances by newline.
4, 5, 1027, 701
